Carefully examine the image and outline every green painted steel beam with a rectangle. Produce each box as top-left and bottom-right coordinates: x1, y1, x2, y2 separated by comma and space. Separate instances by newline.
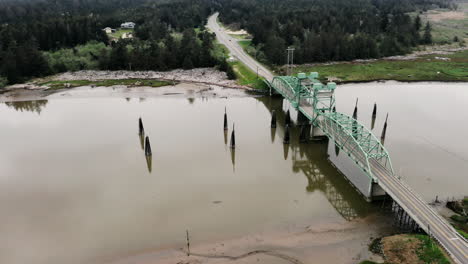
269, 74, 395, 182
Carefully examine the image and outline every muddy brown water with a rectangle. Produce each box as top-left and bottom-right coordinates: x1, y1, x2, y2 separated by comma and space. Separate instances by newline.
0, 81, 466, 264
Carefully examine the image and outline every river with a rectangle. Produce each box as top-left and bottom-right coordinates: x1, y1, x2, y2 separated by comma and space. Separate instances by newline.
0, 81, 466, 264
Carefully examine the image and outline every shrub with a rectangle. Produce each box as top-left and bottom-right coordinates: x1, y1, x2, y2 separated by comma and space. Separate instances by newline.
451, 214, 467, 223
0, 76, 7, 88
44, 41, 110, 73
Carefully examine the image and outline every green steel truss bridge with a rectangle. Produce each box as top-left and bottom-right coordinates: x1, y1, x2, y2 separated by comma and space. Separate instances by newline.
265, 72, 468, 264
208, 13, 467, 262
268, 73, 393, 190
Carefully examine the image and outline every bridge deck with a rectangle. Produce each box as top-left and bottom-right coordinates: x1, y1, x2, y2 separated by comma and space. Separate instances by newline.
297, 101, 468, 264
371, 160, 468, 264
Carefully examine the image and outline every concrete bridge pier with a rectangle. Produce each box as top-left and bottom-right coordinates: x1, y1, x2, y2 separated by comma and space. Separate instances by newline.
309, 113, 327, 140
369, 180, 387, 201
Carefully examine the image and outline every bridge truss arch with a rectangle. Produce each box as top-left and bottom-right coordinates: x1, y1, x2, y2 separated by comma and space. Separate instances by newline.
316, 112, 394, 181
269, 74, 394, 182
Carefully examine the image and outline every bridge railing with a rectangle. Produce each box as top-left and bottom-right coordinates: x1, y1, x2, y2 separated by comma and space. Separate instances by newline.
271, 76, 301, 106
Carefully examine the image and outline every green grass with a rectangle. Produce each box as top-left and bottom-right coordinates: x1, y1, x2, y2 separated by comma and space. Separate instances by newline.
426, 3, 468, 44
412, 234, 451, 264
109, 28, 133, 39
212, 39, 230, 60
358, 261, 381, 264
407, 3, 468, 44
455, 228, 468, 239
238, 40, 252, 50
39, 79, 172, 90
229, 61, 268, 90
293, 50, 468, 83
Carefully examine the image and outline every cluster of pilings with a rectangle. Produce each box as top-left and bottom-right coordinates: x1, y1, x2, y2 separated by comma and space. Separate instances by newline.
270, 108, 311, 145
139, 117, 152, 172
352, 98, 388, 144
223, 108, 236, 171
391, 200, 423, 233
224, 108, 236, 149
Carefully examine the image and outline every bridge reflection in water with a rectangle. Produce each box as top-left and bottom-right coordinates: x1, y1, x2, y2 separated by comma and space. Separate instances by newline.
257, 96, 375, 221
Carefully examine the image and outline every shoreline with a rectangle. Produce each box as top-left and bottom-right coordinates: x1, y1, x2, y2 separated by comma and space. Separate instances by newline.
329, 79, 468, 85
102, 214, 392, 264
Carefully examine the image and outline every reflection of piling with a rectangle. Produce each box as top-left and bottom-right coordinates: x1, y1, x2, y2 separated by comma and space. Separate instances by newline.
285, 109, 291, 126
381, 113, 388, 142
230, 147, 235, 172
230, 123, 236, 148
299, 125, 308, 143
352, 98, 358, 119
283, 141, 289, 160
271, 127, 276, 143
372, 103, 377, 118
335, 143, 340, 156
283, 124, 290, 144
271, 110, 277, 128
332, 106, 336, 112
139, 117, 144, 135
223, 107, 228, 131
139, 134, 145, 150
224, 130, 228, 145
145, 136, 152, 156
145, 155, 152, 173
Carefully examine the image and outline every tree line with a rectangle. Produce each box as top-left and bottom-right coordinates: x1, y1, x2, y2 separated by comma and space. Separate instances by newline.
0, 0, 455, 87
0, 0, 227, 86
217, 0, 450, 65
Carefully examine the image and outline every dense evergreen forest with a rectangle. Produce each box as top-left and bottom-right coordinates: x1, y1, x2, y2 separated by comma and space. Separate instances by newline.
218, 0, 455, 65
0, 0, 220, 85
0, 0, 456, 86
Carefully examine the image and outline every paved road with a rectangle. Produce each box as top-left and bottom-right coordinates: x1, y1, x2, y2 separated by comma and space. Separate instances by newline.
207, 13, 274, 81
370, 160, 468, 264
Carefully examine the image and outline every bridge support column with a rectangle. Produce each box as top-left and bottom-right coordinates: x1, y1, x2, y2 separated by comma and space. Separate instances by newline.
310, 116, 327, 140
369, 180, 387, 201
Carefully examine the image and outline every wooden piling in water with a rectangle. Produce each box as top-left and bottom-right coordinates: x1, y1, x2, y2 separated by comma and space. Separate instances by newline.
223, 107, 228, 131
139, 117, 144, 135
145, 136, 152, 156
381, 113, 388, 141
284, 124, 290, 144
352, 98, 358, 119
285, 109, 291, 126
230, 123, 235, 148
372, 103, 377, 118
271, 110, 277, 128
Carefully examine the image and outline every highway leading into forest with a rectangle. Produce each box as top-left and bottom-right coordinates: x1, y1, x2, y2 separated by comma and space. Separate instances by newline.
209, 12, 468, 264
207, 13, 274, 81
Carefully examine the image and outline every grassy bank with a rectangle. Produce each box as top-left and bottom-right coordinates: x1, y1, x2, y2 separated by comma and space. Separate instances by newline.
39, 79, 173, 90
292, 49, 468, 83
229, 61, 268, 90
447, 196, 468, 239
411, 2, 468, 44
361, 234, 451, 264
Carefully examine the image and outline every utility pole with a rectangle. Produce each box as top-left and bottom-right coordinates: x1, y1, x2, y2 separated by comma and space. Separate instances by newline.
286, 47, 295, 76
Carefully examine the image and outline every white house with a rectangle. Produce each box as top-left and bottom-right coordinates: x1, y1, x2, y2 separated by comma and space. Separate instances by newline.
122, 32, 134, 39
121, 22, 136, 29
103, 27, 112, 34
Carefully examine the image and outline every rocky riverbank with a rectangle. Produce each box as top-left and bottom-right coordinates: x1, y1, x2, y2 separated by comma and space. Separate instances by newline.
3, 68, 245, 91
